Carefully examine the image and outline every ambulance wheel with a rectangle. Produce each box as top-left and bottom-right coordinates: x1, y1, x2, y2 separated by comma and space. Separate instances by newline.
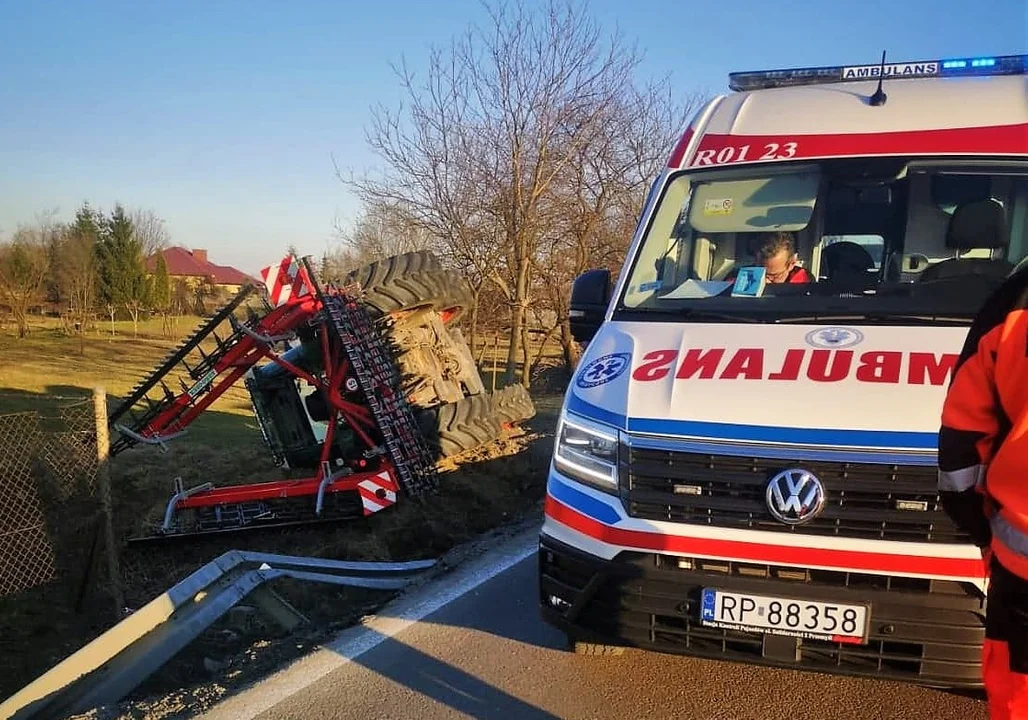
566, 634, 625, 656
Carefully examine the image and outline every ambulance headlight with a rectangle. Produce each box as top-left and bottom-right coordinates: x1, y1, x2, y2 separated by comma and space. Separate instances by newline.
554, 413, 619, 492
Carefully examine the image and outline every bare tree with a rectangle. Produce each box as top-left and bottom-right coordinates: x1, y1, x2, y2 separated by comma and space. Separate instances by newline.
0, 222, 53, 339
536, 81, 701, 371
129, 207, 170, 259
343, 0, 701, 388
344, 0, 627, 386
326, 199, 440, 279
56, 206, 102, 353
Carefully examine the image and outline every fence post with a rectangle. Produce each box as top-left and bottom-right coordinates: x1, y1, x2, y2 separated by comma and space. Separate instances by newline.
93, 387, 123, 618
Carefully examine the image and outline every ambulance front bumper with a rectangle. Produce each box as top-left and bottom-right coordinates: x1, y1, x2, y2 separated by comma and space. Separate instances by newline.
538, 473, 988, 689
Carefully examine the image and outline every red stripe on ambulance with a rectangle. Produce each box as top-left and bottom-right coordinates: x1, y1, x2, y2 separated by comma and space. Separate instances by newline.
544, 495, 985, 579
631, 348, 958, 386
678, 122, 1028, 168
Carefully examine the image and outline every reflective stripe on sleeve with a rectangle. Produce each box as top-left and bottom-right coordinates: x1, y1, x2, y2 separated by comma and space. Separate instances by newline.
992, 514, 1028, 558
938, 465, 986, 492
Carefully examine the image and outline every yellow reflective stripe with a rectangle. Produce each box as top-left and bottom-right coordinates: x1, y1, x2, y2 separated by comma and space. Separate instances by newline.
938, 465, 985, 492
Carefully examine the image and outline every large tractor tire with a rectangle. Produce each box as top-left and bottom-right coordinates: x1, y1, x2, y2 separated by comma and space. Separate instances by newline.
416, 393, 506, 459
490, 383, 536, 426
345, 251, 485, 409
344, 250, 472, 325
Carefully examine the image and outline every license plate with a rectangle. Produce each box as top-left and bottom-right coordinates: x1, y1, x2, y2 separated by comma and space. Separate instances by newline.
700, 588, 870, 644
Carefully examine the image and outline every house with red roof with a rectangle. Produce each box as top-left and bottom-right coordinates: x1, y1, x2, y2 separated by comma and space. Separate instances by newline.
145, 247, 257, 296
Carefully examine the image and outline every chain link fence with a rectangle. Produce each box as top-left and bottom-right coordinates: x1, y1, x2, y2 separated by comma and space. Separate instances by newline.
0, 391, 122, 698
0, 411, 57, 595
0, 397, 111, 598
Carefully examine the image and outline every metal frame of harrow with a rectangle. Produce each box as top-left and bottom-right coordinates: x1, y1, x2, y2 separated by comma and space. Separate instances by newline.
109, 260, 435, 540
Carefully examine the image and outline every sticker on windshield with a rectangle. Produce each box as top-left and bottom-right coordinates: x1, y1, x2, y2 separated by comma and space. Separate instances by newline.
704, 198, 734, 216
730, 266, 766, 297
576, 352, 632, 389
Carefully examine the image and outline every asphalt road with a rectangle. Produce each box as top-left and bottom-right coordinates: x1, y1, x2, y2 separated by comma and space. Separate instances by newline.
199, 526, 989, 720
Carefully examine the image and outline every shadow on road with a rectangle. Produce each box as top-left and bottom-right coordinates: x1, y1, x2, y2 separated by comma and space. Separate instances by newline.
349, 629, 563, 720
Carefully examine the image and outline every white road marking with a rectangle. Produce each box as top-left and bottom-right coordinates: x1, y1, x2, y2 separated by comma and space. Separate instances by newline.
197, 526, 539, 720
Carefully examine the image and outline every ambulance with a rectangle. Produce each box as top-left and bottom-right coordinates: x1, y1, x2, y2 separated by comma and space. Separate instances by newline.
537, 53, 1028, 688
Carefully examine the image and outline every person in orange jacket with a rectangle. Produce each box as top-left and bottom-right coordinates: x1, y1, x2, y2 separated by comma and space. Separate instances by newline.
938, 262, 1028, 719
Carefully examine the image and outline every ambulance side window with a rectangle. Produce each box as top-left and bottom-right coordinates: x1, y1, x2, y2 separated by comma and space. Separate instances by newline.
1005, 178, 1028, 269
930, 174, 1006, 260
823, 235, 884, 270
816, 182, 899, 283
689, 231, 738, 281
931, 175, 993, 215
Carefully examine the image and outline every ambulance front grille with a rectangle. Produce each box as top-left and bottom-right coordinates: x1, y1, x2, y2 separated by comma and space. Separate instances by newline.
621, 447, 971, 544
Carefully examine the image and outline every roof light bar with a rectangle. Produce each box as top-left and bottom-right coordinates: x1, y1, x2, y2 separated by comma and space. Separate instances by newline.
728, 53, 1027, 92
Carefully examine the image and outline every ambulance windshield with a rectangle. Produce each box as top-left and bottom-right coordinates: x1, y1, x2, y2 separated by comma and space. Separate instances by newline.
617, 158, 1028, 323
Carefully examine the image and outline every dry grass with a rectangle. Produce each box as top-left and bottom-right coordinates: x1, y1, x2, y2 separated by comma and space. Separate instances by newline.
0, 317, 256, 428
0, 315, 566, 711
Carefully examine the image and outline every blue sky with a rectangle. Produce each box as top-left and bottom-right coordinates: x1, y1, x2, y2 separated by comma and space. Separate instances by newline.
0, 0, 1024, 276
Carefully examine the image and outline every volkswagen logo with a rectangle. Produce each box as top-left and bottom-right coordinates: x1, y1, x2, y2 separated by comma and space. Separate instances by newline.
766, 469, 826, 525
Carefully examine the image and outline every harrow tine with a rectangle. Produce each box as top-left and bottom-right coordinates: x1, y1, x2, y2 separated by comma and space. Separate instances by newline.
105, 285, 257, 427
323, 293, 438, 497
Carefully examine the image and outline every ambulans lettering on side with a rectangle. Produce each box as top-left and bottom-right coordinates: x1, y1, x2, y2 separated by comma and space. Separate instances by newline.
537, 53, 1028, 688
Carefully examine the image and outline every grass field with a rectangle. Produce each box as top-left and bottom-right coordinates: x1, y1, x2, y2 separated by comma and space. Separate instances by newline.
1, 316, 258, 434
0, 314, 567, 710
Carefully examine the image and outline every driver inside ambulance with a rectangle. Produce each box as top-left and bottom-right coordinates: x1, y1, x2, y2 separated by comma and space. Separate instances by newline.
725, 231, 813, 284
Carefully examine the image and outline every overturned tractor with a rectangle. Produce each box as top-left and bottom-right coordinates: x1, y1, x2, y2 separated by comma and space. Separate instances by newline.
106, 251, 535, 541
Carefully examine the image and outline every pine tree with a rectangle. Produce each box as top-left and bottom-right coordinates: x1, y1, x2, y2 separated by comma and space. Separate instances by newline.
96, 204, 150, 336
63, 203, 101, 351
151, 253, 172, 336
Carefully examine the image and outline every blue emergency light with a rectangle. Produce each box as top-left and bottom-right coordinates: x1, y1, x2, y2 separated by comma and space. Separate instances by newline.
728, 53, 1027, 91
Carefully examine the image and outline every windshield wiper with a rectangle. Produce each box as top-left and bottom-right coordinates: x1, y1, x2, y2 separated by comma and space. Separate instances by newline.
618, 307, 767, 323
774, 313, 971, 325
674, 308, 768, 323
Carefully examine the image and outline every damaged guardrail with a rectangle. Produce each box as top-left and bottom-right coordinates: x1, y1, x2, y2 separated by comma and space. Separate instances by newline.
0, 550, 437, 720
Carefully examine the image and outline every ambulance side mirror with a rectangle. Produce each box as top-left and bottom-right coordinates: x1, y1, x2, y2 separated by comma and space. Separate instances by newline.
569, 269, 611, 343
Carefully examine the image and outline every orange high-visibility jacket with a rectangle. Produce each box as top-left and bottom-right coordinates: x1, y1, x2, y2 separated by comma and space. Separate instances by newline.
939, 267, 1028, 579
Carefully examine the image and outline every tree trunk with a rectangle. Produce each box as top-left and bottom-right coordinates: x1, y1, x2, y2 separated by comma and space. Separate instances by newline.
467, 289, 480, 360
504, 246, 533, 385
504, 302, 523, 386
519, 320, 532, 389
529, 324, 559, 379
560, 318, 582, 372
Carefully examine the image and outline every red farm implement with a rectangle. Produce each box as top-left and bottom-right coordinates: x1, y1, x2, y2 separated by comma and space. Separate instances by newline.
106, 251, 535, 542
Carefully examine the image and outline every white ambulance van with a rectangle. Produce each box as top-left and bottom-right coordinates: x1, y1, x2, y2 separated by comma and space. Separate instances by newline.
538, 54, 1028, 688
